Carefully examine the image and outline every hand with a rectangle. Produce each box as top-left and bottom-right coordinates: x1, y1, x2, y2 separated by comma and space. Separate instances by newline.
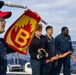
56, 54, 59, 59
40, 48, 47, 54
45, 53, 48, 58
68, 50, 72, 54
37, 54, 40, 59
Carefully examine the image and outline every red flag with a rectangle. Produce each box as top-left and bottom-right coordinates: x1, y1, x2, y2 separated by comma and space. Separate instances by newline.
4, 9, 41, 54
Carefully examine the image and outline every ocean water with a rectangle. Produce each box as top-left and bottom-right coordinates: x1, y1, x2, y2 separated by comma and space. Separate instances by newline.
7, 42, 76, 72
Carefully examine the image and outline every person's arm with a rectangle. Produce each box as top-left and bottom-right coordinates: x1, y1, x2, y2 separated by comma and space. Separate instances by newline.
29, 40, 38, 59
70, 54, 76, 62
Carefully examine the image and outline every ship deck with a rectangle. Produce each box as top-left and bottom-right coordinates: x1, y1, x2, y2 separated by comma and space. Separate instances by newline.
7, 72, 76, 75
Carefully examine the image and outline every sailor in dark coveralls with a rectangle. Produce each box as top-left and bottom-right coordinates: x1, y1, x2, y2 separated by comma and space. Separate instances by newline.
45, 26, 58, 75
0, 1, 15, 75
29, 24, 48, 75
55, 27, 74, 75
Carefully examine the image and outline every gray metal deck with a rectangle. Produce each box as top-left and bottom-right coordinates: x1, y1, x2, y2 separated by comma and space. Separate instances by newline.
6, 72, 76, 75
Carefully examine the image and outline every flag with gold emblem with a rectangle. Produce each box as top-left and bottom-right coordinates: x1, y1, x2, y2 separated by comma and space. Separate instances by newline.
4, 9, 41, 54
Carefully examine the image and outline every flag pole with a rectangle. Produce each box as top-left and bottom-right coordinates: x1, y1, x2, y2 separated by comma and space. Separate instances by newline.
4, 2, 48, 25
4, 2, 27, 9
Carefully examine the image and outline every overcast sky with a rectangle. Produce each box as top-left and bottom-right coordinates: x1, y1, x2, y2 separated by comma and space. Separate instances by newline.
1, 0, 76, 41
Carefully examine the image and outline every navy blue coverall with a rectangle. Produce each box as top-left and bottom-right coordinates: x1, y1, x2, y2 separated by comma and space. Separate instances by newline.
0, 38, 15, 75
46, 35, 57, 75
55, 34, 73, 75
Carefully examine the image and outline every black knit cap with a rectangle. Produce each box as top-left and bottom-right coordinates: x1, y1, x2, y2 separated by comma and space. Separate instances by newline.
0, 1, 4, 9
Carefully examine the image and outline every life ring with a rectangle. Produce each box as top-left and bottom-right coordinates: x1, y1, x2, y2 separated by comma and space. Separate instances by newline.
24, 62, 32, 74
7, 65, 9, 72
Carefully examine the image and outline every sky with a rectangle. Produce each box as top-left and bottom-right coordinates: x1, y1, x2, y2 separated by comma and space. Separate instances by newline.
0, 0, 76, 41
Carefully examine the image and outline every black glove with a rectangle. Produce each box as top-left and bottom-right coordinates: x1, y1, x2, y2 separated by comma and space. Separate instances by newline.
38, 50, 46, 59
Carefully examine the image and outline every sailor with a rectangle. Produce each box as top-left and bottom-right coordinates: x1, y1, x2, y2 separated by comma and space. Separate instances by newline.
29, 23, 48, 75
0, 1, 15, 75
45, 26, 58, 75
55, 27, 74, 75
